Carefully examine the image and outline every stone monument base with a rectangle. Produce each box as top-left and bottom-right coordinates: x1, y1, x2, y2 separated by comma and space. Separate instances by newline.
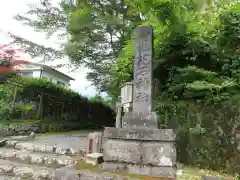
102, 127, 176, 179
103, 162, 176, 178
122, 112, 158, 129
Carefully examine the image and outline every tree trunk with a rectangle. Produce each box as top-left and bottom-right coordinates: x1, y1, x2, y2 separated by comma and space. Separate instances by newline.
36, 92, 43, 119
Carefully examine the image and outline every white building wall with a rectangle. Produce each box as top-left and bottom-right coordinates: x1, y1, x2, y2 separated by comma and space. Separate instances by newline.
32, 70, 41, 78
41, 70, 71, 88
18, 64, 72, 89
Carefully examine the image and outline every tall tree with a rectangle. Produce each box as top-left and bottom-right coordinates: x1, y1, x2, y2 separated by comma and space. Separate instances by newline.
13, 0, 143, 92
13, 0, 231, 93
108, 0, 236, 98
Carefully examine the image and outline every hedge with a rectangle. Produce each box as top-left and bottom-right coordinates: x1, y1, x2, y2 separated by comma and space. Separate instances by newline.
0, 76, 115, 130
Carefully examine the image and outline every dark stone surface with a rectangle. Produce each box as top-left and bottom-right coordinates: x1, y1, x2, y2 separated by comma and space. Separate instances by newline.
132, 26, 153, 114
122, 112, 158, 129
131, 26, 157, 129
102, 26, 176, 179
104, 127, 175, 141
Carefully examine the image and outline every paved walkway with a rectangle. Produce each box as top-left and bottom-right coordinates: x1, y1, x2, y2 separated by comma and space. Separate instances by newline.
33, 133, 91, 152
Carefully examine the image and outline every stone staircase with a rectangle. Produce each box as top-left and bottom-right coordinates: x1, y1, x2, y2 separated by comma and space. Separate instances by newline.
0, 135, 142, 180
0, 136, 80, 180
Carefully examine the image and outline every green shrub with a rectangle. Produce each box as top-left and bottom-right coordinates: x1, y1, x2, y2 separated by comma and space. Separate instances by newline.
0, 76, 115, 129
0, 105, 12, 120
155, 97, 240, 173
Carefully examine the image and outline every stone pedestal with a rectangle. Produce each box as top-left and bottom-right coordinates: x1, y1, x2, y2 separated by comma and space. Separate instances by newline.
85, 153, 103, 165
122, 112, 158, 129
102, 26, 177, 179
87, 132, 103, 154
102, 127, 176, 179
115, 104, 123, 128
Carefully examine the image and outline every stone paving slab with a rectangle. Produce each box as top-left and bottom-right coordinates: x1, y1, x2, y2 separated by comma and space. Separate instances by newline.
0, 159, 55, 180
4, 133, 89, 156
0, 148, 77, 167
33, 133, 88, 153
5, 136, 31, 141
3, 132, 96, 155
11, 141, 79, 156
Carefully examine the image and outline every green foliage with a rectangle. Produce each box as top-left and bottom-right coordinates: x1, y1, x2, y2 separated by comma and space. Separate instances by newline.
155, 97, 240, 172
89, 95, 112, 107
9, 0, 240, 174
0, 101, 13, 120
110, 0, 240, 174
14, 76, 87, 101
0, 119, 88, 135
0, 76, 115, 130
12, 0, 143, 91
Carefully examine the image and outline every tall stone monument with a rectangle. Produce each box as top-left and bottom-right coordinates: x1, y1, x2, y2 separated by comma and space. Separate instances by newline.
103, 26, 176, 179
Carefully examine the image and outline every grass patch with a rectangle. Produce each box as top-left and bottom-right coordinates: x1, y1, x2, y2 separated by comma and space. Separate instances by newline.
36, 130, 95, 136
75, 161, 235, 180
177, 166, 234, 180
76, 161, 167, 180
0, 119, 103, 135
0, 119, 41, 125
76, 161, 98, 170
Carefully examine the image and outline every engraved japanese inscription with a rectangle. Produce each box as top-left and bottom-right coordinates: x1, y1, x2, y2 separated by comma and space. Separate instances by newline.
141, 142, 176, 166
133, 26, 153, 114
103, 140, 141, 163
128, 131, 144, 139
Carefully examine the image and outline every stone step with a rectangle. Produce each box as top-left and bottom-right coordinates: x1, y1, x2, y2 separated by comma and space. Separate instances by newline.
0, 136, 33, 147
0, 148, 77, 168
5, 140, 80, 156
5, 136, 33, 141
0, 159, 55, 180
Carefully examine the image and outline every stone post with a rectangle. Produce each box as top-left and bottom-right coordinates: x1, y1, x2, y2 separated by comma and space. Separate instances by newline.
102, 26, 176, 179
87, 132, 103, 154
121, 82, 133, 114
115, 101, 123, 128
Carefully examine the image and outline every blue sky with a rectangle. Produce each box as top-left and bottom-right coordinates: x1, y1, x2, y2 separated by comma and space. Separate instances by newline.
0, 0, 97, 97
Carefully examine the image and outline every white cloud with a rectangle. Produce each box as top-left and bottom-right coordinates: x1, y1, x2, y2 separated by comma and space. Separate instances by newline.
0, 0, 97, 97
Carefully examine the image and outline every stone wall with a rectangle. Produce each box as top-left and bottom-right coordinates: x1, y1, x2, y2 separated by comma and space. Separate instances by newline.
0, 124, 41, 136
0, 121, 85, 136
103, 127, 176, 179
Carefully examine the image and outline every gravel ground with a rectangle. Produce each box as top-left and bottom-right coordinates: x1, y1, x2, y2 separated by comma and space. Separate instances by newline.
33, 133, 90, 152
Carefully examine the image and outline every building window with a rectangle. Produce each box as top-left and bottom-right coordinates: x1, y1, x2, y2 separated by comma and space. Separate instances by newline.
22, 72, 33, 77
42, 77, 53, 82
57, 81, 65, 87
